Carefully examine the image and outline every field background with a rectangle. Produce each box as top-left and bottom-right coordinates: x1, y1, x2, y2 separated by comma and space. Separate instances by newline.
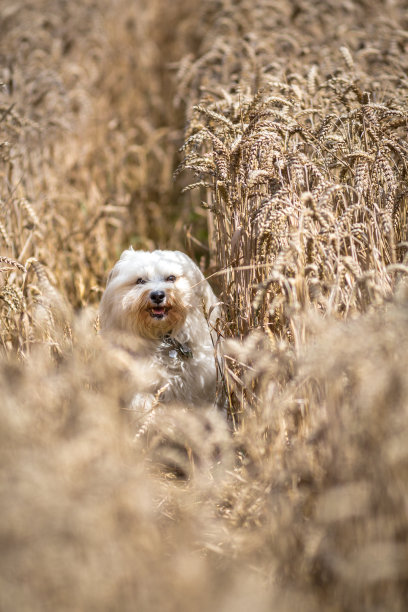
1, 0, 408, 610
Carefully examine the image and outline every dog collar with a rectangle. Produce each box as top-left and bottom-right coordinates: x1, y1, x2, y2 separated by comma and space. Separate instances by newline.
162, 334, 193, 360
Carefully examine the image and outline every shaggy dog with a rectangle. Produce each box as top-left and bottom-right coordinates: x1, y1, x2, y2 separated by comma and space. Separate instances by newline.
99, 249, 220, 413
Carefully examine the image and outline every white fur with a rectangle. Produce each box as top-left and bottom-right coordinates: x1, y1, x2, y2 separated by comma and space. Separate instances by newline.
99, 249, 220, 412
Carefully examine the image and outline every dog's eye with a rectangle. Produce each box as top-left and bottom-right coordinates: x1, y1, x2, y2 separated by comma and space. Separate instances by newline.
166, 275, 176, 282
135, 278, 146, 285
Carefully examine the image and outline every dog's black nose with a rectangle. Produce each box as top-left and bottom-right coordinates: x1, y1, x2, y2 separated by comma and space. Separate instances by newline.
150, 290, 165, 304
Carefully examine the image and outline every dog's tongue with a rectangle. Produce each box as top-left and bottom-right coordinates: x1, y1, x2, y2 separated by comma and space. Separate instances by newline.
152, 307, 166, 315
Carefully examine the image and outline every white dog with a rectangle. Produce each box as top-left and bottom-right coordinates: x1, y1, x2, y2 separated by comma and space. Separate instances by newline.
99, 249, 220, 415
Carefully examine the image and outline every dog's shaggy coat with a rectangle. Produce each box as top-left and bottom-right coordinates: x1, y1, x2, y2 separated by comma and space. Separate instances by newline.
99, 249, 220, 410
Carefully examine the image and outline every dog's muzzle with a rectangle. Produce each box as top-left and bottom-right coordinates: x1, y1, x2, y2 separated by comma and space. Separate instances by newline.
149, 290, 169, 319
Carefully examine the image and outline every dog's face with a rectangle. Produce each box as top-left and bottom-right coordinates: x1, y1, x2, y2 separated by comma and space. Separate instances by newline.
99, 249, 214, 340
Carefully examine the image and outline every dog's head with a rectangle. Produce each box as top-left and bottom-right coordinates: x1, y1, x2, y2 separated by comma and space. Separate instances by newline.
99, 249, 217, 339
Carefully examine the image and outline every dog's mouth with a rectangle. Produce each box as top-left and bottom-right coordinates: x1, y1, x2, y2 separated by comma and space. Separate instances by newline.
149, 306, 170, 320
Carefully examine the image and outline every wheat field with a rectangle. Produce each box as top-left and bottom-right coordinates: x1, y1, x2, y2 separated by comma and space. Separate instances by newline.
1, 0, 408, 610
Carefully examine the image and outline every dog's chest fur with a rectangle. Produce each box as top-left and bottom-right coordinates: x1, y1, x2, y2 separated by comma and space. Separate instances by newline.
147, 330, 217, 406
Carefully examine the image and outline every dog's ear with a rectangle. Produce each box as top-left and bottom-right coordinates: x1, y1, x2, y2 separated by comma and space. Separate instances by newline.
106, 248, 136, 286
105, 263, 120, 287
106, 269, 114, 286
174, 251, 218, 316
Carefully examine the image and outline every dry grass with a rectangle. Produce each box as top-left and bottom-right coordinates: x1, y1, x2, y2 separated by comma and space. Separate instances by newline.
1, 0, 408, 610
